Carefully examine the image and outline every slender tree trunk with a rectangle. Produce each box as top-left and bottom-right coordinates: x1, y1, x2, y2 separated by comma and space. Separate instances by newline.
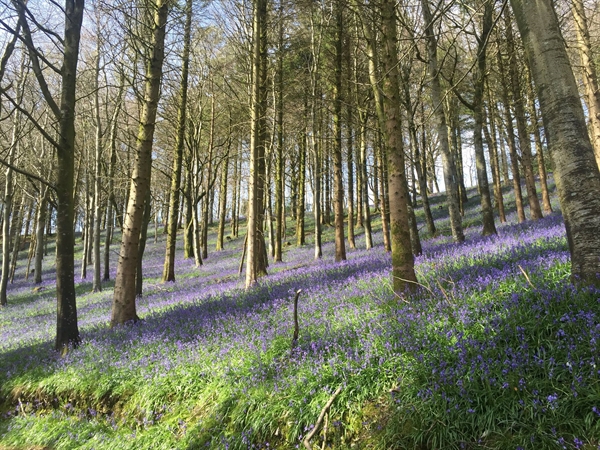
483, 104, 507, 223
33, 186, 49, 284
202, 94, 215, 260
216, 151, 229, 251
377, 144, 392, 252
245, 0, 269, 287
381, 0, 417, 292
162, 0, 192, 281
332, 0, 346, 262
111, 0, 169, 326
296, 130, 306, 246
231, 141, 241, 239
468, 0, 496, 236
274, 0, 285, 262
0, 100, 20, 305
103, 83, 123, 281
526, 65, 553, 214
571, 0, 600, 170
135, 190, 152, 297
510, 0, 600, 285
9, 191, 25, 283
92, 37, 103, 292
497, 48, 526, 223
359, 111, 373, 249
505, 11, 543, 220
402, 70, 436, 237
421, 0, 464, 243
312, 102, 322, 259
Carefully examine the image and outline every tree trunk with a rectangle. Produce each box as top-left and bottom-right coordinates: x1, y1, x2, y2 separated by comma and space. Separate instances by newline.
483, 104, 507, 223
497, 48, 526, 223
9, 191, 26, 283
0, 93, 20, 305
103, 83, 123, 281
571, 0, 600, 170
92, 37, 103, 293
526, 65, 553, 214
274, 1, 285, 262
111, 0, 169, 326
402, 67, 436, 237
34, 186, 49, 284
162, 0, 192, 281
469, 0, 496, 236
332, 0, 346, 262
135, 189, 152, 297
381, 0, 417, 293
231, 143, 240, 239
246, 0, 269, 287
510, 0, 600, 285
505, 10, 543, 221
51, 0, 85, 351
216, 151, 229, 251
296, 130, 306, 246
359, 111, 373, 249
421, 0, 464, 243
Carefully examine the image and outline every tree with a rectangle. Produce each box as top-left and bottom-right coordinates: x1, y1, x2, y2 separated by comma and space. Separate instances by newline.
571, 0, 600, 170
163, 0, 192, 282
421, 0, 465, 243
332, 0, 346, 262
380, 0, 417, 292
454, 0, 497, 236
0, 0, 85, 351
509, 0, 600, 285
111, 0, 170, 325
245, 0, 269, 287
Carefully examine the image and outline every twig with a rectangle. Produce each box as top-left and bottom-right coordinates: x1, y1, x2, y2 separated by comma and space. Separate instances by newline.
291, 289, 302, 349
518, 264, 535, 289
435, 279, 452, 305
303, 386, 343, 450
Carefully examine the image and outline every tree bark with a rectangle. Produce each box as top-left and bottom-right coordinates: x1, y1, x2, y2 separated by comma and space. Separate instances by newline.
421, 0, 464, 243
162, 0, 192, 281
571, 0, 600, 170
358, 111, 373, 249
505, 10, 543, 220
92, 31, 103, 293
510, 0, 600, 285
332, 0, 346, 262
103, 82, 123, 281
467, 0, 496, 236
497, 48, 526, 223
483, 104, 507, 223
381, 0, 417, 292
246, 0, 269, 287
112, 0, 169, 326
54, 0, 84, 350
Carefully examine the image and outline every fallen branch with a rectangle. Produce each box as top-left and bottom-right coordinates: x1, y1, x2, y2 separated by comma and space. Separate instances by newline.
291, 289, 302, 349
303, 386, 343, 450
518, 264, 535, 289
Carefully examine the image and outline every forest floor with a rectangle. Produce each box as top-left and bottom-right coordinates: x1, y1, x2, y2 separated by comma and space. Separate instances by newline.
1, 182, 600, 449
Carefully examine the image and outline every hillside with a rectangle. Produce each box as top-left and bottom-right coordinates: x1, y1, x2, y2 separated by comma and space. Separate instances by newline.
1, 187, 599, 449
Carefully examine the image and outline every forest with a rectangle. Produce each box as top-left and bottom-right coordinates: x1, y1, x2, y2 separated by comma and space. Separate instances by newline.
0, 0, 600, 448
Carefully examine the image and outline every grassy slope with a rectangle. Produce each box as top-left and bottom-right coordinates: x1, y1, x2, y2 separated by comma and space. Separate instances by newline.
1, 184, 599, 449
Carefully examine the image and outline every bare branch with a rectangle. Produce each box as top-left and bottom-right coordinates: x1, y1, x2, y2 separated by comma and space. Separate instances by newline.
0, 86, 61, 149
9, 0, 61, 118
0, 155, 56, 192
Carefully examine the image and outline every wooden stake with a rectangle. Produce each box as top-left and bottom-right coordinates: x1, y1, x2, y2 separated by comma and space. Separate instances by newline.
291, 289, 302, 348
